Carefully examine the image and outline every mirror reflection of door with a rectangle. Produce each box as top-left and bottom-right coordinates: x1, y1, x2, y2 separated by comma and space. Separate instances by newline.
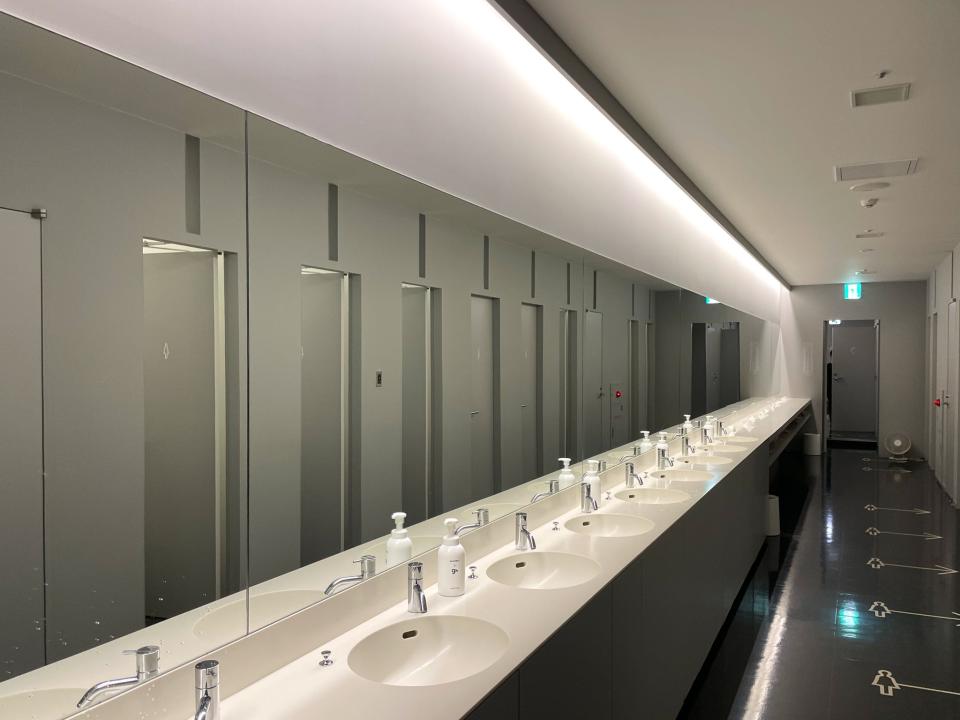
142, 239, 229, 621
628, 320, 648, 438
690, 321, 740, 416
827, 319, 878, 444
947, 302, 959, 501
0, 208, 44, 677
583, 310, 604, 458
470, 295, 497, 500
401, 283, 431, 524
558, 309, 578, 460
300, 267, 348, 564
520, 303, 542, 483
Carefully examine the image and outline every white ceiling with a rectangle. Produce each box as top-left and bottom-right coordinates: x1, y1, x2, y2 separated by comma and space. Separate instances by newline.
529, 0, 960, 286
0, 1, 783, 320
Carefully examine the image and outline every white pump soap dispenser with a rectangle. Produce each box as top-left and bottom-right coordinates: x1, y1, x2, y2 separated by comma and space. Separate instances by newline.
558, 457, 576, 488
386, 511, 414, 567
682, 414, 694, 436
638, 430, 653, 453
438, 518, 466, 597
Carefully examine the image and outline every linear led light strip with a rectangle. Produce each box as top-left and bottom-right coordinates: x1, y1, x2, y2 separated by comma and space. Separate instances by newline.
445, 1, 784, 292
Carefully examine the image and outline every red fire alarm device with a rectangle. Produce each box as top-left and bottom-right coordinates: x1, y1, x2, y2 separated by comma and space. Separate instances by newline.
934, 398, 942, 407
615, 390, 622, 399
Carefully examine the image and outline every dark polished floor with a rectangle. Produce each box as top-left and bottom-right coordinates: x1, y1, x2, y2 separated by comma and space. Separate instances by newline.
679, 449, 960, 719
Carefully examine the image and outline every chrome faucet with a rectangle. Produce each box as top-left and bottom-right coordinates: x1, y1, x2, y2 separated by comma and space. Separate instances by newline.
77, 645, 160, 708
580, 481, 599, 513
455, 507, 490, 535
530, 479, 560, 503
716, 419, 728, 437
625, 462, 645, 488
657, 444, 675, 470
324, 554, 376, 595
680, 434, 695, 457
407, 561, 428, 613
515, 511, 536, 551
194, 660, 219, 720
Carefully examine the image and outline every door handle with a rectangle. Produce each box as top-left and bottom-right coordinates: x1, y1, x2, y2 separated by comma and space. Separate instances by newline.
833, 374, 842, 381
470, 410, 480, 416
520, 404, 528, 408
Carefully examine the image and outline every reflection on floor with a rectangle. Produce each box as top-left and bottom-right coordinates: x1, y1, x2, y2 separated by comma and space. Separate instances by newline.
679, 449, 960, 719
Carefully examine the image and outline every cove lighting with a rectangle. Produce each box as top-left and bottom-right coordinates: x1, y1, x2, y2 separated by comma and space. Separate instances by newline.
446, 1, 785, 292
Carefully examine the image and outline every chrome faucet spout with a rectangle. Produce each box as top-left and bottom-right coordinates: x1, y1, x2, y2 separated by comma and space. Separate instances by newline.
624, 462, 645, 488
580, 482, 599, 513
324, 555, 376, 596
530, 479, 560, 503
515, 512, 536, 551
407, 561, 428, 613
194, 660, 219, 720
455, 507, 490, 535
77, 645, 160, 709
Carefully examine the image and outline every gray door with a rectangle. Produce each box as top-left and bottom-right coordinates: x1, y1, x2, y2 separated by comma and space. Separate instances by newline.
719, 324, 741, 407
704, 323, 722, 412
300, 270, 344, 563
470, 296, 496, 500
143, 250, 219, 618
558, 309, 578, 459
830, 321, 878, 439
0, 208, 44, 677
401, 284, 429, 524
583, 310, 604, 458
520, 303, 541, 482
946, 302, 959, 500
629, 320, 647, 437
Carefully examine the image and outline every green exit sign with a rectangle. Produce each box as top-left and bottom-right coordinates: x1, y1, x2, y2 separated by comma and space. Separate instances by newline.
843, 283, 862, 300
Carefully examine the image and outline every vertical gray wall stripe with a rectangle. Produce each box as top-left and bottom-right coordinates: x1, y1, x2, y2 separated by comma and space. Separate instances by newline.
593, 270, 598, 310
483, 235, 490, 290
530, 251, 536, 298
565, 262, 571, 305
418, 213, 426, 278
328, 184, 339, 261
184, 135, 201, 235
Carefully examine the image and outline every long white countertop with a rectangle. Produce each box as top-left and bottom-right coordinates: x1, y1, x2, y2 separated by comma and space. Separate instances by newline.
212, 396, 810, 720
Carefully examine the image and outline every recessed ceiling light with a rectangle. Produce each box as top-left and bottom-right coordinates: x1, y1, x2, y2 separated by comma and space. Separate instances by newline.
856, 231, 884, 239
859, 248, 875, 253
849, 181, 891, 192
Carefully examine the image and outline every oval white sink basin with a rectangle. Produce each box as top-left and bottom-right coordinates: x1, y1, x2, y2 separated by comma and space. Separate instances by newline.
724, 435, 758, 443
0, 688, 84, 717
348, 616, 508, 686
615, 487, 690, 505
674, 455, 732, 467
710, 443, 748, 454
487, 551, 600, 590
564, 513, 654, 538
651, 469, 713, 483
194, 589, 324, 638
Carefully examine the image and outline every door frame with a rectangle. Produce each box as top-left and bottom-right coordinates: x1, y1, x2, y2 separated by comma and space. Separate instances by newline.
823, 318, 880, 446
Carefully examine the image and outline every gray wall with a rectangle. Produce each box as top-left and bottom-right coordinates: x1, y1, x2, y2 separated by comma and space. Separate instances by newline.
246, 145, 588, 582
0, 72, 247, 663
780, 282, 927, 456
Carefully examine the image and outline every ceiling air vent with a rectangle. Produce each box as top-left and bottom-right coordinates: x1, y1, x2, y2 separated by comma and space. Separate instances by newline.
851, 83, 911, 107
855, 232, 885, 239
834, 158, 918, 182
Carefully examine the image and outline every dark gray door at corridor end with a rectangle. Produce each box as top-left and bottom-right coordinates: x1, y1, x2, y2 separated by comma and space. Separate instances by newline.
829, 320, 878, 441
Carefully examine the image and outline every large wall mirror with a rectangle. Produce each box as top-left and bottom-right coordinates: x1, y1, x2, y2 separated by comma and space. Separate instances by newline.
0, 13, 781, 720
0, 14, 248, 718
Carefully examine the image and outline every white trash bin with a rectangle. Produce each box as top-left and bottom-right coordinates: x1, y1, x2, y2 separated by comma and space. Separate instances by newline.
767, 494, 781, 536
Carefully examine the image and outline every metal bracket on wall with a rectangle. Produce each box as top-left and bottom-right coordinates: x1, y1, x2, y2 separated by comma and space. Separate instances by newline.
30, 207, 47, 220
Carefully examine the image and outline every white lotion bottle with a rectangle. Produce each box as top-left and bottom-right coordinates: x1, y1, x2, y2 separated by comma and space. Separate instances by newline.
438, 518, 465, 597
583, 459, 602, 507
638, 430, 653, 453
558, 457, 576, 488
386, 511, 413, 568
